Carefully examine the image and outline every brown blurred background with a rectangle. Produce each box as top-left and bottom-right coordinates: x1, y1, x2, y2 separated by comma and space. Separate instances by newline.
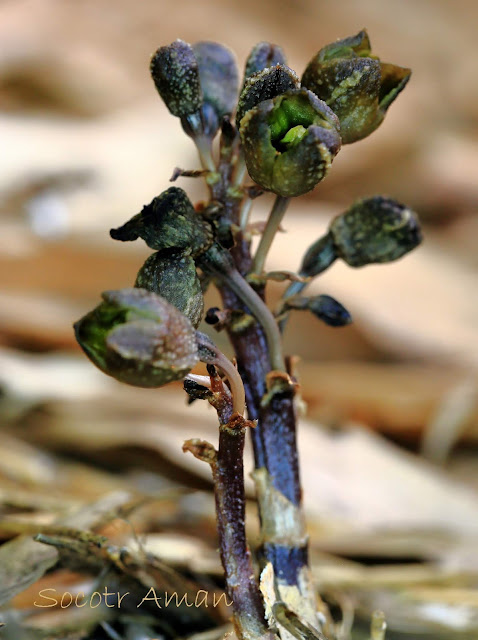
1, 0, 478, 636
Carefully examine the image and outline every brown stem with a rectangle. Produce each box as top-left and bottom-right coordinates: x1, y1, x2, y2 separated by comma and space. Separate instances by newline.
215, 416, 270, 640
184, 414, 271, 640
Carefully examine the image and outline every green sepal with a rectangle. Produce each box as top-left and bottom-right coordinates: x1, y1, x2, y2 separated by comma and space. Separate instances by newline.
330, 196, 422, 266
110, 187, 213, 258
74, 288, 198, 388
135, 252, 204, 328
302, 30, 411, 143
236, 64, 299, 127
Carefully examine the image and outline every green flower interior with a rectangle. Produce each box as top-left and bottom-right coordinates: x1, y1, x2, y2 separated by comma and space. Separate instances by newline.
268, 95, 320, 152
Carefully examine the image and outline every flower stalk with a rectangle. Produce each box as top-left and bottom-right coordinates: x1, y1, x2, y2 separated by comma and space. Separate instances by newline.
252, 196, 290, 275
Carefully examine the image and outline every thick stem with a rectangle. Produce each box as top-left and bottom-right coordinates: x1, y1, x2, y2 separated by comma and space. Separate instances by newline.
252, 196, 290, 275
184, 417, 271, 640
199, 130, 316, 624
219, 278, 310, 593
214, 417, 271, 640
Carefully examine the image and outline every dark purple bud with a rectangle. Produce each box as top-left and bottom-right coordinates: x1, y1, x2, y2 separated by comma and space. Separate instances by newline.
284, 294, 352, 327
244, 42, 287, 80
193, 42, 239, 123
150, 40, 202, 117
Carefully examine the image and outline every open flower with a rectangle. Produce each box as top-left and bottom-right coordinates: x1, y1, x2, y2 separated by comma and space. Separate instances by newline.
74, 288, 198, 388
239, 88, 341, 197
301, 30, 411, 143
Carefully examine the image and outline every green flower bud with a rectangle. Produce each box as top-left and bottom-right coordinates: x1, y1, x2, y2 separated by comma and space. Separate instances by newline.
301, 30, 411, 143
135, 252, 204, 328
239, 89, 341, 197
74, 288, 199, 387
193, 41, 239, 123
244, 42, 287, 80
110, 187, 213, 257
330, 196, 422, 266
236, 64, 299, 127
150, 40, 202, 117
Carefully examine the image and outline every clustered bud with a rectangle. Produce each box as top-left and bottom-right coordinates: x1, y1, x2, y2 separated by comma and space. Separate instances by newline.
149, 33, 410, 196
76, 35, 419, 401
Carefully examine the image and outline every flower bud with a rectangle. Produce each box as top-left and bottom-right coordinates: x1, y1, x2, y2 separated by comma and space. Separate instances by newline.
150, 40, 202, 117
110, 187, 213, 257
301, 30, 411, 143
239, 89, 341, 197
236, 64, 299, 127
74, 289, 199, 387
330, 196, 422, 266
309, 295, 352, 326
193, 41, 239, 123
135, 252, 204, 328
299, 232, 336, 278
244, 42, 287, 80
284, 294, 351, 327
